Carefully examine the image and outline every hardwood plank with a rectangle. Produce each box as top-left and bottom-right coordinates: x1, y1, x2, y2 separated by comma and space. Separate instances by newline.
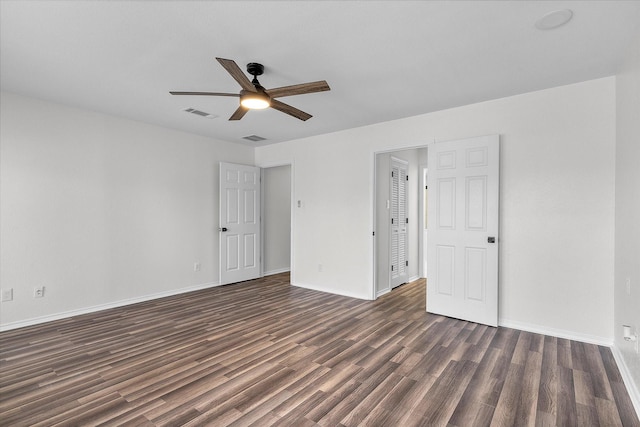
418, 359, 477, 425
583, 342, 615, 401
610, 381, 640, 427
595, 396, 624, 427
448, 346, 502, 425
556, 365, 579, 426
489, 362, 526, 427
536, 335, 558, 418
513, 350, 543, 426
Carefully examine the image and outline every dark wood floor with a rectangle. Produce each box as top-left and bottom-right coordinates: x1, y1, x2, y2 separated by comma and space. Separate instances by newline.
1, 273, 638, 426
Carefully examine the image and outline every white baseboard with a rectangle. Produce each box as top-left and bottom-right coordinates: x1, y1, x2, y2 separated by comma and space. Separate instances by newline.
291, 281, 369, 300
499, 318, 613, 347
376, 288, 391, 298
263, 268, 291, 277
0, 281, 221, 332
611, 344, 640, 419
375, 277, 421, 299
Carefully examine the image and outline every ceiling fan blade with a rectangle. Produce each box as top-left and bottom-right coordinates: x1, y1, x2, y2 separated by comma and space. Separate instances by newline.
266, 80, 331, 98
169, 91, 239, 97
270, 99, 312, 121
229, 105, 249, 121
216, 57, 255, 92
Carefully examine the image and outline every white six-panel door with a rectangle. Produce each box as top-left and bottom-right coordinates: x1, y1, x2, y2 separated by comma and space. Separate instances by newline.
219, 162, 261, 285
426, 135, 500, 326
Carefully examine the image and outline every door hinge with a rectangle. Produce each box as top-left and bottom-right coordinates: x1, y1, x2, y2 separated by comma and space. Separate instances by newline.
425, 185, 428, 189
406, 218, 408, 224
406, 175, 408, 181
391, 171, 394, 178
391, 265, 394, 271
372, 231, 375, 236
406, 260, 409, 267
391, 218, 394, 224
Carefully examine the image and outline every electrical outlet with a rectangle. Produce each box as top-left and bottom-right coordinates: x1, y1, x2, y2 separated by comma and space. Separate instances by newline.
34, 286, 45, 298
626, 278, 631, 295
1, 288, 13, 302
194, 262, 201, 272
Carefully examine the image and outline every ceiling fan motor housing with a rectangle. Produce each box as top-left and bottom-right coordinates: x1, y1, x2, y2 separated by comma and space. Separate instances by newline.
246, 63, 264, 77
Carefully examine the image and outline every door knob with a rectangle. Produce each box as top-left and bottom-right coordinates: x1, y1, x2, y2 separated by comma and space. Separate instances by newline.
488, 236, 496, 243
219, 227, 228, 232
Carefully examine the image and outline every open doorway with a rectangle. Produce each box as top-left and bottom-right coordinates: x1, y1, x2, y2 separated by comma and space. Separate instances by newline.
262, 164, 292, 276
374, 147, 428, 297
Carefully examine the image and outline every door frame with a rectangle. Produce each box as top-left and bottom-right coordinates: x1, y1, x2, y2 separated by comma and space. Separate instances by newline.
260, 163, 294, 278
257, 161, 295, 283
372, 143, 431, 299
419, 164, 428, 279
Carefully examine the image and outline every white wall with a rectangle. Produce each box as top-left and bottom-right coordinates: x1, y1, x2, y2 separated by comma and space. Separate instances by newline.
614, 31, 640, 412
0, 92, 254, 328
262, 165, 291, 275
256, 77, 616, 343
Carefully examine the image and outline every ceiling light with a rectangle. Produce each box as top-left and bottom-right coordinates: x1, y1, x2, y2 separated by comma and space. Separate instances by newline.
240, 90, 271, 110
535, 9, 573, 30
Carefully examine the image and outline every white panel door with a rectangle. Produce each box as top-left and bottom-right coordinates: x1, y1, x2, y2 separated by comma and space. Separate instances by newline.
220, 162, 261, 285
427, 135, 499, 326
390, 157, 409, 288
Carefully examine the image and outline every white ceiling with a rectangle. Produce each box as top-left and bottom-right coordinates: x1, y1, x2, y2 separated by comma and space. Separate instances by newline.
2, 1, 639, 146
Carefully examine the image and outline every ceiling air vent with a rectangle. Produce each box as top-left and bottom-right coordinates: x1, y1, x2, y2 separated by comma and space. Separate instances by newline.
183, 108, 217, 119
242, 135, 267, 142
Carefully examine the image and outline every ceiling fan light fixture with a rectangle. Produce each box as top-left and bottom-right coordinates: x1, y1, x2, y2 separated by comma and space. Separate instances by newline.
240, 91, 271, 109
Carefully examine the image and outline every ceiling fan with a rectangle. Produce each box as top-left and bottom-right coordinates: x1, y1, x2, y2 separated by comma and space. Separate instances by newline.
170, 57, 330, 121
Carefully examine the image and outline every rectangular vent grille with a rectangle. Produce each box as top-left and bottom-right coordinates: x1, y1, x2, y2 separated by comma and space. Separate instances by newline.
242, 135, 267, 142
183, 108, 217, 119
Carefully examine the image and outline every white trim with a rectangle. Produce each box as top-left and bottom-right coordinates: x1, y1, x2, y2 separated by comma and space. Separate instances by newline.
377, 288, 391, 298
263, 268, 291, 277
260, 166, 265, 277
611, 344, 640, 419
254, 160, 295, 285
418, 164, 428, 279
371, 150, 378, 300
499, 318, 613, 347
259, 162, 293, 279
0, 281, 220, 332
291, 281, 371, 300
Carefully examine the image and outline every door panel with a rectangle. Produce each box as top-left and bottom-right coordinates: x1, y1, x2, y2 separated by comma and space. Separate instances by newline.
220, 162, 261, 285
427, 135, 499, 326
436, 245, 454, 295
